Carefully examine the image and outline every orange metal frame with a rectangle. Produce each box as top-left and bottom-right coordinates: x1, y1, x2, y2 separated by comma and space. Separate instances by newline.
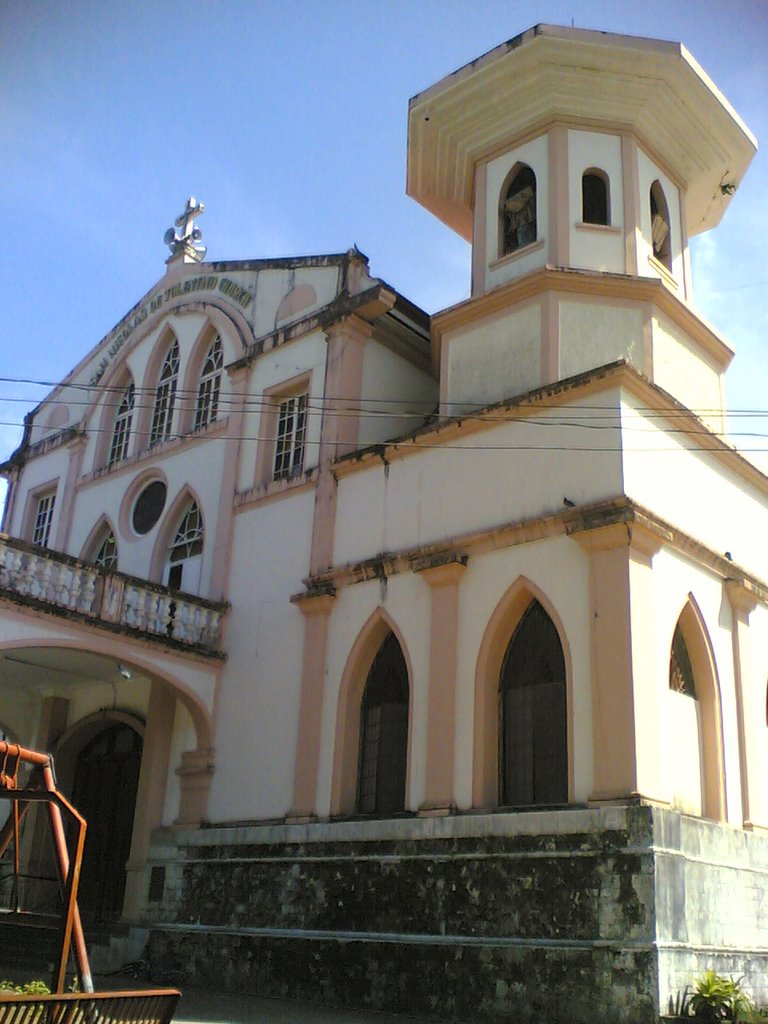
0, 741, 93, 994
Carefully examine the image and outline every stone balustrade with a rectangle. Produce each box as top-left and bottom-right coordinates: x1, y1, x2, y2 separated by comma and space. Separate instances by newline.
0, 533, 226, 653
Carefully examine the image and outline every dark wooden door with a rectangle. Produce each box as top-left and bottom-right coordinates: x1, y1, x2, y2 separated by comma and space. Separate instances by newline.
71, 724, 142, 922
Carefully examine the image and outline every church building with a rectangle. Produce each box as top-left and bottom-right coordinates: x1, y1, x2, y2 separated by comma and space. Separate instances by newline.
1, 25, 766, 1023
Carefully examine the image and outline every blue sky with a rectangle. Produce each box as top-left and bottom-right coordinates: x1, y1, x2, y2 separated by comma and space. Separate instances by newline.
1, 0, 766, 507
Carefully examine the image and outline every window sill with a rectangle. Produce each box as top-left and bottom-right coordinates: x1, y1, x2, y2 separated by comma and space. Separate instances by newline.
574, 221, 621, 235
489, 238, 545, 271
235, 466, 318, 511
80, 416, 230, 488
647, 254, 679, 290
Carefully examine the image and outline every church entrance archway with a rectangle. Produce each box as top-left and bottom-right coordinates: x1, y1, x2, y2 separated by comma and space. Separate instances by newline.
70, 722, 143, 922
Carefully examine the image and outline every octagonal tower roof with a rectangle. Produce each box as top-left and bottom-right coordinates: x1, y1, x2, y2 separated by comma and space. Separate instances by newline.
407, 24, 756, 242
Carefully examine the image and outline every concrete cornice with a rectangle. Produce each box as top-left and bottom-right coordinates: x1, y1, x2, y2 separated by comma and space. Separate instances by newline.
430, 266, 734, 372
408, 24, 756, 240
296, 495, 768, 606
333, 360, 768, 503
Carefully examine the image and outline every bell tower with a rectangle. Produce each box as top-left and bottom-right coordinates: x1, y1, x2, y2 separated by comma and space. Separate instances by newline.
407, 25, 756, 427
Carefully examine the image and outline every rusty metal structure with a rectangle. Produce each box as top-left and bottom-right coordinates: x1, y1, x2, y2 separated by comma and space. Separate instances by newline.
0, 741, 179, 1023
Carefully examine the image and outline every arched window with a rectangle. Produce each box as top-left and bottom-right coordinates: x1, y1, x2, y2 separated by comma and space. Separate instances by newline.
194, 335, 223, 431
166, 501, 204, 593
108, 382, 135, 467
150, 340, 180, 445
669, 623, 695, 697
582, 169, 610, 225
357, 632, 409, 815
666, 602, 725, 821
92, 528, 118, 572
650, 180, 672, 270
500, 164, 537, 256
499, 600, 567, 806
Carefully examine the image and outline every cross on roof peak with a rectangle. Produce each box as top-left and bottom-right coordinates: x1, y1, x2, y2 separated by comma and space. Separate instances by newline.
164, 197, 206, 263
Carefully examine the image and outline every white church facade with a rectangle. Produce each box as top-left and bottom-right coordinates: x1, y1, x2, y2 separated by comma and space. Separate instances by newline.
1, 25, 767, 1023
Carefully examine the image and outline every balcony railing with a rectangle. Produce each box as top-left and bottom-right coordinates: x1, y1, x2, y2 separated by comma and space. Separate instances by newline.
0, 533, 226, 653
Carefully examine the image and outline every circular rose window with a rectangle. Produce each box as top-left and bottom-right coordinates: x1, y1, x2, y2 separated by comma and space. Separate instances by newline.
132, 480, 167, 535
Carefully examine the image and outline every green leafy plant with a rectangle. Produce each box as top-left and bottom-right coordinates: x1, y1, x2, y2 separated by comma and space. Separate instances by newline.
689, 971, 753, 1022
0, 980, 51, 995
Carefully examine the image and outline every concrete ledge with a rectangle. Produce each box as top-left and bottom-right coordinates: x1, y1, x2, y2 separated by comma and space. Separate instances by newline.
180, 804, 632, 847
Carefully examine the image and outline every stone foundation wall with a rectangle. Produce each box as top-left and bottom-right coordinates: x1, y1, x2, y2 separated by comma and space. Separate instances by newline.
652, 810, 768, 1012
143, 805, 768, 1022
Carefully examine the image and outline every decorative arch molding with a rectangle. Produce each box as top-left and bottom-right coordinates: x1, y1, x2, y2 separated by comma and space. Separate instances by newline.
148, 483, 206, 588
668, 593, 726, 821
330, 607, 414, 816
472, 575, 573, 808
80, 298, 251, 422
53, 709, 146, 794
0, 637, 214, 755
161, 299, 251, 355
79, 514, 119, 564
275, 284, 318, 327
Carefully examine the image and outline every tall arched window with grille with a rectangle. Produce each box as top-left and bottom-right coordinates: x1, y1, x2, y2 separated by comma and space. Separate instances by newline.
499, 600, 567, 806
150, 340, 180, 445
108, 382, 135, 466
357, 632, 409, 815
165, 501, 204, 594
195, 335, 223, 430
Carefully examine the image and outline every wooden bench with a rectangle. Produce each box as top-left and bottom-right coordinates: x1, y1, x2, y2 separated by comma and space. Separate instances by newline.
0, 988, 180, 1024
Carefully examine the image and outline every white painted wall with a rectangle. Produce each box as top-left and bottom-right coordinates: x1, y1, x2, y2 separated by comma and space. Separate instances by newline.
66, 676, 151, 726
559, 301, 644, 379
666, 690, 704, 815
334, 391, 626, 566
620, 391, 768, 581
743, 604, 768, 828
444, 303, 542, 413
207, 486, 315, 821
360, 339, 436, 446
250, 266, 340, 338
568, 130, 625, 274
651, 313, 724, 432
7, 447, 68, 542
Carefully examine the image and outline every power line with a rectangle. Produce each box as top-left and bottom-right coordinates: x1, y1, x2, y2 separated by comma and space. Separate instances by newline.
1, 380, 767, 426
1, 420, 767, 455
1, 373, 768, 417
